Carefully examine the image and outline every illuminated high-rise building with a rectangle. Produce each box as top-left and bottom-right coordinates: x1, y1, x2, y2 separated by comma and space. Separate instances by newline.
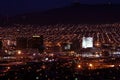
82, 37, 93, 48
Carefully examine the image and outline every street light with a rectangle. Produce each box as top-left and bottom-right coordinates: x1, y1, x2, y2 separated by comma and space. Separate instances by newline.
17, 50, 22, 55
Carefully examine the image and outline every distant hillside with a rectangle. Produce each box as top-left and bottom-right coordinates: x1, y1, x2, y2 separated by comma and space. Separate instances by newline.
7, 5, 120, 24
0, 15, 6, 25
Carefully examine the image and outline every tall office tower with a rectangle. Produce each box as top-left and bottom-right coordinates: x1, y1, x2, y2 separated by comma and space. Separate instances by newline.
28, 35, 44, 53
38, 35, 44, 53
0, 40, 3, 50
16, 37, 27, 49
71, 38, 80, 52
82, 37, 93, 49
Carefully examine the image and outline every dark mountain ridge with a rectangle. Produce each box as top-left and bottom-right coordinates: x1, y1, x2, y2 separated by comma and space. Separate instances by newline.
3, 4, 120, 25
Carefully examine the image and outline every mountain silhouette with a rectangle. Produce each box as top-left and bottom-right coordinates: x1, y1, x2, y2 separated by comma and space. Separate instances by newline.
7, 4, 120, 24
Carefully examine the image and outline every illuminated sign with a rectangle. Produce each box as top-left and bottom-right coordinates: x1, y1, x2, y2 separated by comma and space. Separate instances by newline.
32, 35, 40, 38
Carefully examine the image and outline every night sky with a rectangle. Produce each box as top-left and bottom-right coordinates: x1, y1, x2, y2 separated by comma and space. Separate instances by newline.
0, 0, 120, 16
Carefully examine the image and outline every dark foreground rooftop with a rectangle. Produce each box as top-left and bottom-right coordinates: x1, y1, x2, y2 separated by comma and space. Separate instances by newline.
0, 61, 120, 80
